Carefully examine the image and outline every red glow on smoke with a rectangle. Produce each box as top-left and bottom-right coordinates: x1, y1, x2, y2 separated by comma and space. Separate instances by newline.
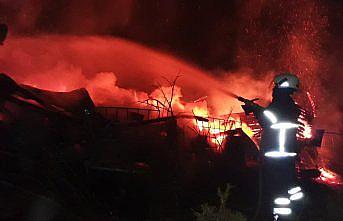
0, 35, 273, 115
1, 0, 340, 161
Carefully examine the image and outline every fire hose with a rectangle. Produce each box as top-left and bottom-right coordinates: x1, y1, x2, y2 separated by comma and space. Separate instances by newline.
219, 88, 261, 115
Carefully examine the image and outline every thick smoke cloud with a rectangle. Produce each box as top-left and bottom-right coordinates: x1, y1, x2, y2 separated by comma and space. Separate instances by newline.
0, 35, 271, 114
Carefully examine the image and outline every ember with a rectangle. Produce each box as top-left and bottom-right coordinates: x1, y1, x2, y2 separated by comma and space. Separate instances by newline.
297, 116, 313, 139
316, 168, 343, 185
0, 1, 342, 220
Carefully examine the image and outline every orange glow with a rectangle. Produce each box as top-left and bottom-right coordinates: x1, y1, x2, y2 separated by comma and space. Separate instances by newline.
297, 117, 313, 139
0, 36, 320, 154
148, 85, 185, 115
192, 106, 254, 151
316, 168, 342, 185
240, 122, 255, 138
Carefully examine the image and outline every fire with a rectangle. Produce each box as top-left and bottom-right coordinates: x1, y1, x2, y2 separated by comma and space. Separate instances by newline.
148, 85, 185, 115
192, 105, 254, 151
211, 135, 227, 147
297, 107, 314, 139
240, 122, 255, 138
0, 36, 327, 155
316, 167, 342, 185
297, 117, 313, 139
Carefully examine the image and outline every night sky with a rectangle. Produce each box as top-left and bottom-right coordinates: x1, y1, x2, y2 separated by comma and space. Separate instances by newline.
1, 0, 340, 71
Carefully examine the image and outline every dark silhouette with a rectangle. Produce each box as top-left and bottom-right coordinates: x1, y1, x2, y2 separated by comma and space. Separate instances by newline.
0, 24, 8, 45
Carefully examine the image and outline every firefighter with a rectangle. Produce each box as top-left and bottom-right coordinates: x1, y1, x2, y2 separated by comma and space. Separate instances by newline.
238, 73, 304, 220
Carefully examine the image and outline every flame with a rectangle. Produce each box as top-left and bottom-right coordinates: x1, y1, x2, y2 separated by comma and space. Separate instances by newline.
316, 167, 342, 185
139, 85, 186, 117
297, 117, 313, 139
211, 135, 227, 147
192, 105, 254, 151
241, 121, 256, 138
193, 106, 208, 118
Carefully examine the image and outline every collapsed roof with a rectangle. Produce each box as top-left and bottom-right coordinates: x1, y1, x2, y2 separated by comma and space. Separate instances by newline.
0, 73, 94, 119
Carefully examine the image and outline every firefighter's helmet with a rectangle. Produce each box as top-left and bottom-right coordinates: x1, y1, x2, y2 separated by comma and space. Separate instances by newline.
274, 73, 300, 90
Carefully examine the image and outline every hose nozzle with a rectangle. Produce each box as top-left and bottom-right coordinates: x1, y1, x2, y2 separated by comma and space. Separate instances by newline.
237, 96, 259, 104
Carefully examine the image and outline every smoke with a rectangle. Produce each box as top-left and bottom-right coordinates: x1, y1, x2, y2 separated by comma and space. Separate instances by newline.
0, 0, 341, 162
86, 72, 147, 107
1, 35, 269, 114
